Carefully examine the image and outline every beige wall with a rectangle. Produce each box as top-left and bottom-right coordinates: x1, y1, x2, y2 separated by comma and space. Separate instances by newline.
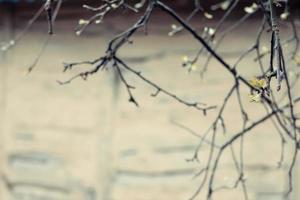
0, 16, 299, 200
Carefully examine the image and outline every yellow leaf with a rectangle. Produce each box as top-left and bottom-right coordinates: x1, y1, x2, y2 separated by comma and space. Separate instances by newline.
249, 94, 261, 103
249, 78, 267, 89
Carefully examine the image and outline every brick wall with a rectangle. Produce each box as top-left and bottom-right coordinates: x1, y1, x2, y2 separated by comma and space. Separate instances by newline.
0, 15, 299, 200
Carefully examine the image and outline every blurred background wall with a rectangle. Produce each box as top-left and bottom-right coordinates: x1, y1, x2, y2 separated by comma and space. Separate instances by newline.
0, 1, 300, 200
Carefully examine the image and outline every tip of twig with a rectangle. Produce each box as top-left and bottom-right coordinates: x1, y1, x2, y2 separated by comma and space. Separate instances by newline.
129, 97, 139, 107
277, 85, 281, 91
26, 67, 33, 75
56, 80, 67, 85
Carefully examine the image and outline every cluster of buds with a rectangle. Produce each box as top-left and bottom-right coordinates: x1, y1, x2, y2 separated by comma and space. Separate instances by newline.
249, 77, 269, 103
76, 0, 145, 36
181, 55, 198, 72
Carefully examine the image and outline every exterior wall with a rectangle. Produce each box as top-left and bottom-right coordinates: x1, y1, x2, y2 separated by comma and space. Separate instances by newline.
0, 14, 299, 200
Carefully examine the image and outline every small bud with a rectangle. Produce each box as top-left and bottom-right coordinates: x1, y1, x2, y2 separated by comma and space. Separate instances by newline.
182, 55, 189, 62
78, 19, 89, 25
220, 1, 230, 10
204, 12, 213, 19
135, 3, 143, 9
171, 24, 177, 30
261, 46, 268, 53
75, 30, 81, 36
280, 12, 289, 20
244, 3, 258, 14
191, 64, 198, 71
111, 3, 118, 9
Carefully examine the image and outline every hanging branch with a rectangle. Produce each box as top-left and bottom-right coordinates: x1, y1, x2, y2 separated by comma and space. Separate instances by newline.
1, 0, 299, 199
59, 0, 299, 198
